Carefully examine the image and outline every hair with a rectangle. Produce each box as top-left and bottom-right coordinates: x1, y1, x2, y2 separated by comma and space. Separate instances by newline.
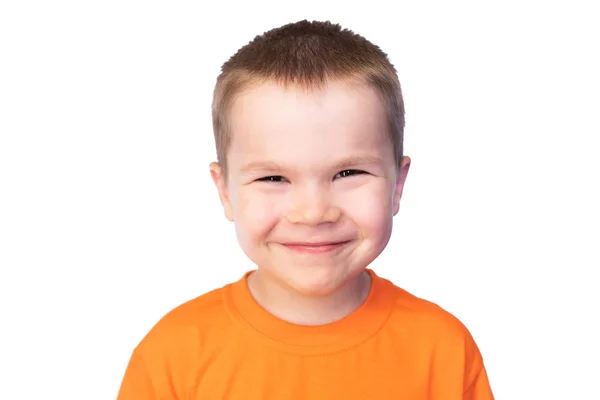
211, 20, 405, 173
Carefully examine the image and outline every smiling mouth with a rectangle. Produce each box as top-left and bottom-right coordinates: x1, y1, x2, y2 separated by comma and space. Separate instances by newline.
280, 241, 351, 254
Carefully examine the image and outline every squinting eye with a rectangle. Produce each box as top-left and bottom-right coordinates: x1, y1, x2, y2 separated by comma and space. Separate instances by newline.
335, 169, 366, 179
257, 176, 287, 183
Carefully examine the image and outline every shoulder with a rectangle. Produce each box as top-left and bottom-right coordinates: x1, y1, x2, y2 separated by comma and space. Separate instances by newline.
134, 283, 234, 357
385, 279, 473, 338
117, 284, 238, 399
397, 289, 467, 329
382, 277, 484, 365
376, 276, 494, 397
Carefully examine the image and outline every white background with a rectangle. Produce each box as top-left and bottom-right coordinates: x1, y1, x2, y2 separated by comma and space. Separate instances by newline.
1, 1, 598, 399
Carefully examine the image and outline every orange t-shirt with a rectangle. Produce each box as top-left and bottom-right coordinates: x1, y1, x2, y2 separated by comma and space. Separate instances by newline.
117, 269, 493, 399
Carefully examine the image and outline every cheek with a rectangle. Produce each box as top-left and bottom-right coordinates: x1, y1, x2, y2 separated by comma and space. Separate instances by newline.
232, 188, 283, 242
340, 182, 394, 239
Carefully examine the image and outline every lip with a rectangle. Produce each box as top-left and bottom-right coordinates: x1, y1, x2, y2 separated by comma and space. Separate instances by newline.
280, 241, 351, 254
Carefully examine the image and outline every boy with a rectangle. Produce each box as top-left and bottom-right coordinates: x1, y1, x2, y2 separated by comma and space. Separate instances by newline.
117, 20, 494, 399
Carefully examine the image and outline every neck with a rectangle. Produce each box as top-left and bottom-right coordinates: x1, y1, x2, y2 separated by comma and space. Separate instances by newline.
247, 269, 371, 326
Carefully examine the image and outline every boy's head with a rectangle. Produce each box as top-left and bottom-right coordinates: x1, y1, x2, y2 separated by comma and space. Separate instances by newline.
210, 20, 410, 296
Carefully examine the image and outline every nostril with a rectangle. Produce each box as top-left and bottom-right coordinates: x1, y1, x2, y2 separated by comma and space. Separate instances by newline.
286, 202, 341, 226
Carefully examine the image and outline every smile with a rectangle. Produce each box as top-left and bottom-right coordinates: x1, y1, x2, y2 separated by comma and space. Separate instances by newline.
280, 241, 351, 254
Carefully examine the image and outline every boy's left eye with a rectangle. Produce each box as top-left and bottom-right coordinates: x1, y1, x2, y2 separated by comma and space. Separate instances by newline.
335, 169, 366, 179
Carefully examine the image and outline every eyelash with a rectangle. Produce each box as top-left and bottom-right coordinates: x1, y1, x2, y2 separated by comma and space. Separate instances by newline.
257, 176, 287, 183
335, 169, 366, 179
257, 169, 366, 183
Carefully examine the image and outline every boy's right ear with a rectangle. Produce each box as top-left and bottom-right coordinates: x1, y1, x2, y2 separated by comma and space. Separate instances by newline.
209, 162, 234, 222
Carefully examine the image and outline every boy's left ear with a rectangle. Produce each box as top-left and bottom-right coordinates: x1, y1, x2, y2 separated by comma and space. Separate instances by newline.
209, 162, 234, 221
393, 156, 411, 216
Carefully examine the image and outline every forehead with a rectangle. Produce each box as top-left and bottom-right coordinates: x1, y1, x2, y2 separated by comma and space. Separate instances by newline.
227, 79, 392, 169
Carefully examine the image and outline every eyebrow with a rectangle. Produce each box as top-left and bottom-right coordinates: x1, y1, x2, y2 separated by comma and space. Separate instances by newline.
331, 155, 384, 170
239, 156, 384, 174
239, 161, 284, 174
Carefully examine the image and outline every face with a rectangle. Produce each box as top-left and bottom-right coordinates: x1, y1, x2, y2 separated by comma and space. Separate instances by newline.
211, 79, 410, 296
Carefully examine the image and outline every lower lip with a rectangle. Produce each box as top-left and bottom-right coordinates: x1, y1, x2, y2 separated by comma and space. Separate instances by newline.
282, 242, 350, 254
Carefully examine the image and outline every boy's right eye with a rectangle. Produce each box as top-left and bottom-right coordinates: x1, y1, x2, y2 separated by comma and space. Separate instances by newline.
257, 176, 288, 183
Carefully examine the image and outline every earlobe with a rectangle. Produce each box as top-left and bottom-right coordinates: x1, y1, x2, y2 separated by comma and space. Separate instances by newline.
393, 156, 411, 216
209, 162, 234, 221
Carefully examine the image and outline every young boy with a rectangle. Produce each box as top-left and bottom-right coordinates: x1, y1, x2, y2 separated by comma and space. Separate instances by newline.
117, 20, 494, 399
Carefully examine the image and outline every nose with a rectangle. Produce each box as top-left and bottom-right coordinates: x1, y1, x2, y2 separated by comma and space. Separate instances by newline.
286, 185, 341, 226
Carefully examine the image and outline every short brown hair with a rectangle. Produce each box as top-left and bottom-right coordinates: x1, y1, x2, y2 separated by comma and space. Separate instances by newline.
212, 20, 405, 173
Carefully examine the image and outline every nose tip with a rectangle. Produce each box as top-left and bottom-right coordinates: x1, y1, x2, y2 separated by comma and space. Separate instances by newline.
286, 191, 341, 226
287, 206, 341, 225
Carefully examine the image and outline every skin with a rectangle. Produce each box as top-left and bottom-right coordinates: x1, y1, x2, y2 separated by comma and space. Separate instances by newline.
210, 79, 410, 325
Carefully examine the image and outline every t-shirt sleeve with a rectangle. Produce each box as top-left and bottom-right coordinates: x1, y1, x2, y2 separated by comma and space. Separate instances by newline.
459, 322, 494, 400
462, 339, 494, 400
116, 350, 159, 400
464, 364, 494, 399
